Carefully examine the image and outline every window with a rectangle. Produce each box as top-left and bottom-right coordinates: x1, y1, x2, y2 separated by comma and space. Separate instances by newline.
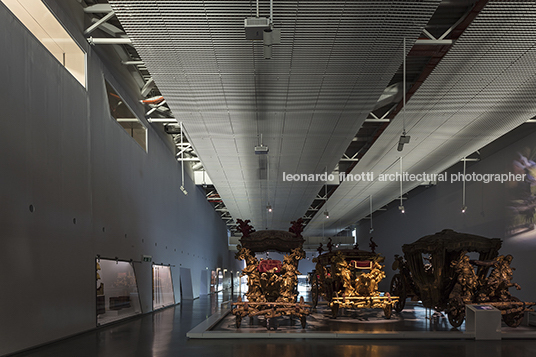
105, 80, 148, 151
2, 0, 86, 87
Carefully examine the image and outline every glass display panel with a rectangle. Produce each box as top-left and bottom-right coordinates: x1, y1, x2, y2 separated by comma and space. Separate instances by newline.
153, 265, 175, 310
210, 270, 217, 293
96, 259, 142, 325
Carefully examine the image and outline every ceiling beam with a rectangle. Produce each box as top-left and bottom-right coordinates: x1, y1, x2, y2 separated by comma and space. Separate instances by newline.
84, 11, 116, 35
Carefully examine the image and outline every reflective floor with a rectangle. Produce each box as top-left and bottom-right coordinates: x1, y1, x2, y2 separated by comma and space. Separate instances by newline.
9, 290, 536, 357
213, 301, 461, 333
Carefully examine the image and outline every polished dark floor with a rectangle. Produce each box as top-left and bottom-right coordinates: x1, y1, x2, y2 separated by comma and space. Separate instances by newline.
8, 290, 536, 357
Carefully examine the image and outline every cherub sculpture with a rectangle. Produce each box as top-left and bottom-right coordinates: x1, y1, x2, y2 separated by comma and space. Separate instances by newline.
235, 245, 263, 302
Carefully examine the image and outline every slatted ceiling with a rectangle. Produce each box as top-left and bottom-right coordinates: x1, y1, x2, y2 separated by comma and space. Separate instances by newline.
110, 0, 442, 230
306, 1, 536, 235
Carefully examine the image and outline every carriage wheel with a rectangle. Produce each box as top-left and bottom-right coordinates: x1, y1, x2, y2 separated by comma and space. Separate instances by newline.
390, 274, 406, 312
503, 312, 524, 328
331, 303, 339, 318
300, 315, 307, 328
447, 298, 465, 328
383, 303, 393, 319
503, 297, 524, 328
312, 274, 319, 308
235, 315, 242, 328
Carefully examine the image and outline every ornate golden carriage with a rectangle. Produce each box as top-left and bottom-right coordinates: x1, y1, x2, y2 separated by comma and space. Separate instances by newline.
231, 219, 311, 329
313, 248, 398, 319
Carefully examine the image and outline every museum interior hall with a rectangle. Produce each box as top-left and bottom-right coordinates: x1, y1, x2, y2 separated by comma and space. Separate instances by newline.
2, 0, 536, 356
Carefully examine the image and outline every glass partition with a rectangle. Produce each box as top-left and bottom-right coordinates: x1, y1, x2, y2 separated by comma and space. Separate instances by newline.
96, 259, 142, 325
153, 265, 175, 310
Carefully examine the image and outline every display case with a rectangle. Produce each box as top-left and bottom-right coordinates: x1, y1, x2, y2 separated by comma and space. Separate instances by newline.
153, 264, 175, 310
96, 258, 142, 325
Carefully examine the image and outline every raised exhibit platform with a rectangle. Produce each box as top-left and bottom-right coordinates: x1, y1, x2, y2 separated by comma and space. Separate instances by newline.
187, 302, 536, 340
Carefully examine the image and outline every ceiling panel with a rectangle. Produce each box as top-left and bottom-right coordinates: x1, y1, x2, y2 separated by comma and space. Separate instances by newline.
305, 0, 536, 235
110, 0, 444, 231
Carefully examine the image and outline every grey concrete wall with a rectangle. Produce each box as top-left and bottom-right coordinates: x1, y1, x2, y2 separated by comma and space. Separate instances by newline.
0, 2, 238, 355
355, 126, 536, 303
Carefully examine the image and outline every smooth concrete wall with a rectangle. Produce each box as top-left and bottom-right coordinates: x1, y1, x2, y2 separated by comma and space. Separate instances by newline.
355, 125, 536, 303
0, 1, 238, 355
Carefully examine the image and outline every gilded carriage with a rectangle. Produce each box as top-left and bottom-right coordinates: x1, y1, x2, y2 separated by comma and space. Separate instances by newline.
313, 248, 397, 319
231, 219, 311, 329
390, 229, 535, 328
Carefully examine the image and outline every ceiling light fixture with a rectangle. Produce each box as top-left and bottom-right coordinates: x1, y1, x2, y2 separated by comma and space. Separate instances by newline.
399, 156, 405, 214
179, 121, 188, 195
397, 134, 410, 151
263, 0, 280, 59
461, 156, 467, 213
397, 38, 410, 152
255, 133, 269, 154
244, 0, 280, 58
266, 204, 272, 213
369, 195, 373, 233
323, 167, 329, 219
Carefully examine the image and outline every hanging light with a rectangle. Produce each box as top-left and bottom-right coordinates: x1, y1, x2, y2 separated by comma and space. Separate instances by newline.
397, 38, 410, 152
461, 156, 467, 213
324, 210, 329, 219
368, 197, 374, 233
399, 157, 405, 214
266, 204, 272, 213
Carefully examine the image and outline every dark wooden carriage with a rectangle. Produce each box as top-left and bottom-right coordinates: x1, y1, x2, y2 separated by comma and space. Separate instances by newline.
390, 229, 534, 328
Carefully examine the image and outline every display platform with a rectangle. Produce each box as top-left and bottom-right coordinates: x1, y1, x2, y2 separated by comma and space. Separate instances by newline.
187, 302, 536, 340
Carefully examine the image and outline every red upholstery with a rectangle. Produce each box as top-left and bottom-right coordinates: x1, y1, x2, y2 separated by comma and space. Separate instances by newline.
258, 259, 282, 272
350, 260, 372, 269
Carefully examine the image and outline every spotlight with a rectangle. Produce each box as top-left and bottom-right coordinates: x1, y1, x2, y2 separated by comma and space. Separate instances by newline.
324, 210, 329, 219
255, 145, 269, 154
397, 135, 410, 152
262, 28, 281, 59
369, 228, 374, 234
398, 205, 405, 213
266, 204, 272, 213
461, 205, 467, 213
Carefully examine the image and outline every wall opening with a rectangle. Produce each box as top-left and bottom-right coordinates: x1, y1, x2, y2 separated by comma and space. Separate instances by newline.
1, 0, 86, 87
105, 80, 148, 151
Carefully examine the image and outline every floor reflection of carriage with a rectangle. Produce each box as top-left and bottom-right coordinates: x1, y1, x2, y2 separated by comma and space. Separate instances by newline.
231, 219, 311, 330
390, 229, 535, 328
312, 248, 398, 319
